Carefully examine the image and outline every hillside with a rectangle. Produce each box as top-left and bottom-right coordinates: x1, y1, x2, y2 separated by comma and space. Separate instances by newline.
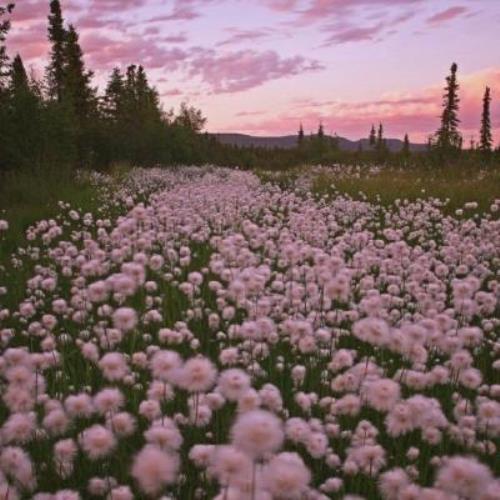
210, 133, 427, 152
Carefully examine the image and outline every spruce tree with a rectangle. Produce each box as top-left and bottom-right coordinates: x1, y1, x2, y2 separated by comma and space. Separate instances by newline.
63, 24, 97, 167
4, 52, 45, 169
175, 102, 206, 133
376, 123, 384, 150
318, 122, 324, 139
103, 67, 124, 121
10, 53, 28, 92
402, 133, 410, 156
0, 3, 14, 92
479, 86, 492, 155
369, 124, 376, 146
63, 25, 95, 122
436, 62, 461, 153
0, 3, 14, 171
47, 0, 66, 101
298, 123, 304, 145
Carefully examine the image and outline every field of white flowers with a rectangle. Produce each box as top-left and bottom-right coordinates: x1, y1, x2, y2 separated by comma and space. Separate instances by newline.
0, 166, 499, 500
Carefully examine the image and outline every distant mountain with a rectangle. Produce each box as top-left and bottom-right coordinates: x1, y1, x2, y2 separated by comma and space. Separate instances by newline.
210, 133, 427, 153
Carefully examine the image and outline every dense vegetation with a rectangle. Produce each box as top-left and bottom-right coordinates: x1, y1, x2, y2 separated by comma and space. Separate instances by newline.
0, 167, 498, 499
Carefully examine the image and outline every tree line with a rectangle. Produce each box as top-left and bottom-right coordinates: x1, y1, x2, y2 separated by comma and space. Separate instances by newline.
0, 1, 215, 173
0, 2, 498, 173
294, 63, 496, 167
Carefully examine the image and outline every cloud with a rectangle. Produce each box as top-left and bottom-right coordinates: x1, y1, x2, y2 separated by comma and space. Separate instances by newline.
427, 6, 468, 25
88, 0, 148, 11
161, 33, 189, 43
236, 110, 268, 117
217, 28, 274, 46
294, 0, 423, 25
321, 22, 385, 44
9, 1, 49, 23
6, 22, 48, 61
225, 67, 500, 142
318, 7, 417, 46
261, 0, 299, 12
80, 34, 188, 70
188, 48, 324, 93
148, 0, 215, 22
161, 88, 183, 97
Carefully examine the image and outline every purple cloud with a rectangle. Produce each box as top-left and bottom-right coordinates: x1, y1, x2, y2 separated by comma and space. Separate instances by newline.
217, 28, 274, 46
427, 6, 468, 25
80, 34, 188, 70
189, 48, 324, 93
322, 22, 385, 44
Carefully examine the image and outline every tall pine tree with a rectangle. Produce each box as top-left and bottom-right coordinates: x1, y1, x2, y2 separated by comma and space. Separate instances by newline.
0, 3, 13, 88
63, 24, 95, 123
47, 0, 66, 101
436, 62, 461, 153
1, 53, 47, 169
376, 123, 384, 150
369, 124, 376, 146
298, 123, 304, 145
318, 121, 325, 139
402, 133, 410, 156
102, 67, 124, 121
479, 86, 492, 155
10, 53, 28, 91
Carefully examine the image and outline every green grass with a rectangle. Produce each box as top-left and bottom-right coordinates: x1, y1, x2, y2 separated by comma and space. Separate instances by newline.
0, 167, 100, 255
311, 165, 500, 214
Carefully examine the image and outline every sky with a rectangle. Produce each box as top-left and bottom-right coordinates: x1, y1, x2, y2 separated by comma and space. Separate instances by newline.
5, 0, 500, 142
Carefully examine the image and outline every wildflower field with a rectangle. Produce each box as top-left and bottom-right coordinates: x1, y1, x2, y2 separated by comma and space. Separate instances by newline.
0, 166, 499, 500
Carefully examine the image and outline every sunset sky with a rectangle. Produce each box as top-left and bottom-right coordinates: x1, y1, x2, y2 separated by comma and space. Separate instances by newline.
6, 0, 500, 142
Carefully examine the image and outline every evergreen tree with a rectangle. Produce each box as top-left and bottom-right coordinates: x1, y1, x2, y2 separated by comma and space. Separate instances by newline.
318, 122, 325, 139
175, 102, 206, 133
47, 0, 66, 101
369, 124, 376, 146
479, 86, 492, 155
63, 25, 95, 123
0, 3, 13, 88
3, 53, 45, 169
376, 123, 384, 150
402, 133, 410, 156
298, 123, 304, 145
436, 62, 461, 152
102, 67, 124, 121
63, 24, 97, 167
10, 53, 28, 92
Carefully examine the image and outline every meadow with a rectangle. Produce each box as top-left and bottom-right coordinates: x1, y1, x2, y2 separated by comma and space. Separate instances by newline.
0, 164, 499, 500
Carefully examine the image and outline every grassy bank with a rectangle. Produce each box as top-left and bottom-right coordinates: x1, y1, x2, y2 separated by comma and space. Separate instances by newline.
310, 164, 500, 214
0, 167, 101, 258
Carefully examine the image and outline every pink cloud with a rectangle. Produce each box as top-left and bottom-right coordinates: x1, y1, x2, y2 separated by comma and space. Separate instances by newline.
80, 34, 188, 70
217, 28, 274, 47
162, 33, 189, 43
317, 7, 416, 47
189, 49, 324, 93
9, 1, 48, 22
6, 22, 48, 61
322, 22, 385, 44
223, 67, 500, 143
149, 0, 210, 22
236, 110, 268, 116
262, 0, 299, 11
88, 0, 147, 11
427, 6, 468, 25
295, 0, 423, 25
161, 88, 183, 97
